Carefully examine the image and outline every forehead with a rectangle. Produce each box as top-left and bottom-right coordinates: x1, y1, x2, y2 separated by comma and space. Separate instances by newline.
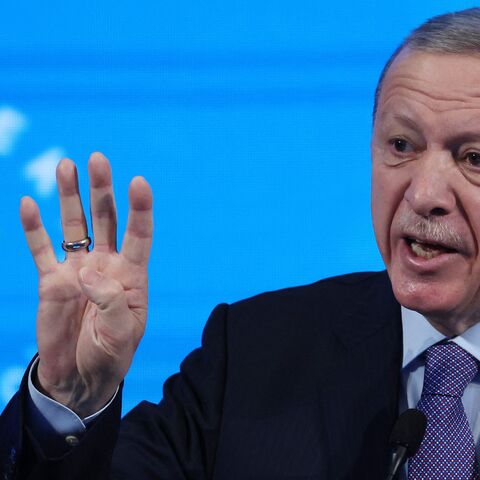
377, 50, 480, 126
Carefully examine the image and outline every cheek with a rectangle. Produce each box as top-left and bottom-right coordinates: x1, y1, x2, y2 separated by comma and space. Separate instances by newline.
371, 163, 407, 263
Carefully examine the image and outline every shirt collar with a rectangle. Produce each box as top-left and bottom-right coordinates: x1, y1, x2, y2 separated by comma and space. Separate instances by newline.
401, 306, 480, 368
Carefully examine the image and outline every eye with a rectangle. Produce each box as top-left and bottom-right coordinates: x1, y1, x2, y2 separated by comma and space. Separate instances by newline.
388, 137, 414, 154
464, 151, 480, 167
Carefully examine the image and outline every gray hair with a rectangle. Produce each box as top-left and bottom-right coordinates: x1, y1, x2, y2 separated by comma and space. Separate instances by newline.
373, 8, 480, 119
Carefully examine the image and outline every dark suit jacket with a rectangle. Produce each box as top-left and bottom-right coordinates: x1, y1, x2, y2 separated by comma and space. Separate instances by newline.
0, 270, 403, 479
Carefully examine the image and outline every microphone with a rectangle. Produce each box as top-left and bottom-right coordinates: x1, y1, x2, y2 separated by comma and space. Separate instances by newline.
385, 409, 427, 480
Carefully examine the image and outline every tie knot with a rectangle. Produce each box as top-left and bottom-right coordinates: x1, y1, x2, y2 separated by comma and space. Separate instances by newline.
423, 343, 478, 397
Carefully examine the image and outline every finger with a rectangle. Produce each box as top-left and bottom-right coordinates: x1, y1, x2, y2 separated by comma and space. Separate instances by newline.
56, 158, 89, 256
120, 176, 153, 266
78, 267, 127, 314
20, 196, 57, 275
88, 152, 117, 252
78, 267, 137, 343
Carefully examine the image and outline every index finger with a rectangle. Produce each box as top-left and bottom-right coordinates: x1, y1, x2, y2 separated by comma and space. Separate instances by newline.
120, 176, 153, 266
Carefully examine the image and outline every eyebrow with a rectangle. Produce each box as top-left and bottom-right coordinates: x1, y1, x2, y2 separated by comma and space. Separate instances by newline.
445, 132, 480, 150
379, 112, 421, 131
379, 112, 480, 145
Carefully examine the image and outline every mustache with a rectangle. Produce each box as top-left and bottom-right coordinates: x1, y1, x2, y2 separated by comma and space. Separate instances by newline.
396, 211, 467, 252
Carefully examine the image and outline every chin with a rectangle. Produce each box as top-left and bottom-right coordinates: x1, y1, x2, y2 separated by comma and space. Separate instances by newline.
388, 268, 469, 319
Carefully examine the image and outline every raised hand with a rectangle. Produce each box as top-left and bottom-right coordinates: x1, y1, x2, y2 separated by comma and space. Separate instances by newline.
19, 152, 153, 418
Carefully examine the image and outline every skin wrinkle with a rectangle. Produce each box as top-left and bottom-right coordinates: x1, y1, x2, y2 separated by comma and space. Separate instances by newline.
380, 72, 480, 113
30, 243, 53, 258
384, 78, 480, 103
373, 48, 480, 117
93, 196, 116, 219
378, 113, 480, 139
382, 92, 480, 116
371, 50, 480, 335
379, 110, 480, 179
62, 218, 87, 228
379, 106, 480, 152
23, 149, 153, 416
380, 113, 424, 133
379, 110, 480, 130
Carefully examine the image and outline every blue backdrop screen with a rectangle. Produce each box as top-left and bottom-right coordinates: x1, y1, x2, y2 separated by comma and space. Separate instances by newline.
0, 1, 475, 414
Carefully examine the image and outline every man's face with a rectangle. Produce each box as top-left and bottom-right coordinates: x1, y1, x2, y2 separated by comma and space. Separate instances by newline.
371, 50, 480, 329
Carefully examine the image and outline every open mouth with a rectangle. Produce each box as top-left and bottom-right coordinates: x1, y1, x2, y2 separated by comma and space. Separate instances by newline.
405, 237, 457, 260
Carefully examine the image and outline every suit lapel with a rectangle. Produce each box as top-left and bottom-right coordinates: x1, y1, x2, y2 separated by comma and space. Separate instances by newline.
332, 270, 401, 349
322, 271, 403, 479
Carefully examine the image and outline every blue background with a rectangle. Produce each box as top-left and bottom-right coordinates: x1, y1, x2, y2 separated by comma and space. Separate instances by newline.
0, 1, 476, 414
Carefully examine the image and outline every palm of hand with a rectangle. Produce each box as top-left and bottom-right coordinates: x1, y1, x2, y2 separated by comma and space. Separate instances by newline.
21, 153, 153, 416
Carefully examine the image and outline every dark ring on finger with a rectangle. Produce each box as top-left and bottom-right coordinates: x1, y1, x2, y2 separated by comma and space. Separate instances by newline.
62, 236, 92, 252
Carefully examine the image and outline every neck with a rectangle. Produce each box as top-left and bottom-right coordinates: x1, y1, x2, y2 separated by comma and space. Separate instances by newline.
424, 313, 479, 337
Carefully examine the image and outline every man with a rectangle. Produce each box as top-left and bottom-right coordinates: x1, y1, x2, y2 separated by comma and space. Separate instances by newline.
2, 7, 480, 479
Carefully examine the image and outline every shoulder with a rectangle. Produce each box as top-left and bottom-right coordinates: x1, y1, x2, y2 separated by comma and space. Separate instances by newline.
216, 270, 400, 411
217, 270, 397, 352
228, 270, 392, 319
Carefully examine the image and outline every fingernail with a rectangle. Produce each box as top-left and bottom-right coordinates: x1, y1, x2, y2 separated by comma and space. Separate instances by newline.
79, 267, 101, 286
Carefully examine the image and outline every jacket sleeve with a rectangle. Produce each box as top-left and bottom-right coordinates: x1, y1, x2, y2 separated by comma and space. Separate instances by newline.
0, 303, 229, 480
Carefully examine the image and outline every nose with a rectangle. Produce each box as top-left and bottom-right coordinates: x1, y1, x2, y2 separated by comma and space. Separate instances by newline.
403, 152, 456, 218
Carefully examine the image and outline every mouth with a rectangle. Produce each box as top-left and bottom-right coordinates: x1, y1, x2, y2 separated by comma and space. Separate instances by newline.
404, 237, 458, 260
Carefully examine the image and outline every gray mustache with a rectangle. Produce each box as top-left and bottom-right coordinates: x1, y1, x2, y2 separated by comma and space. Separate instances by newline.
398, 214, 466, 252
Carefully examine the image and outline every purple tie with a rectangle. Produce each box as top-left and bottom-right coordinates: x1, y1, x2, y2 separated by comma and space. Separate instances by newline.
408, 342, 479, 480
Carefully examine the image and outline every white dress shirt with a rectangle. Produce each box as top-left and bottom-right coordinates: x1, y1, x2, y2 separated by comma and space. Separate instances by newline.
399, 306, 480, 478
27, 306, 480, 466
27, 358, 117, 453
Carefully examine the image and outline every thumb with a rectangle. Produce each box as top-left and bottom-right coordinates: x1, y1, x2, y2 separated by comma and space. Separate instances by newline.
78, 267, 127, 314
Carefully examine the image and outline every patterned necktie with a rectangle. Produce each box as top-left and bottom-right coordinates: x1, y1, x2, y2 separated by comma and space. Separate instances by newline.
408, 342, 479, 480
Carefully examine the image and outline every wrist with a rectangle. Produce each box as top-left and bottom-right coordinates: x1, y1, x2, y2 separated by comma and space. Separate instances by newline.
35, 363, 117, 418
